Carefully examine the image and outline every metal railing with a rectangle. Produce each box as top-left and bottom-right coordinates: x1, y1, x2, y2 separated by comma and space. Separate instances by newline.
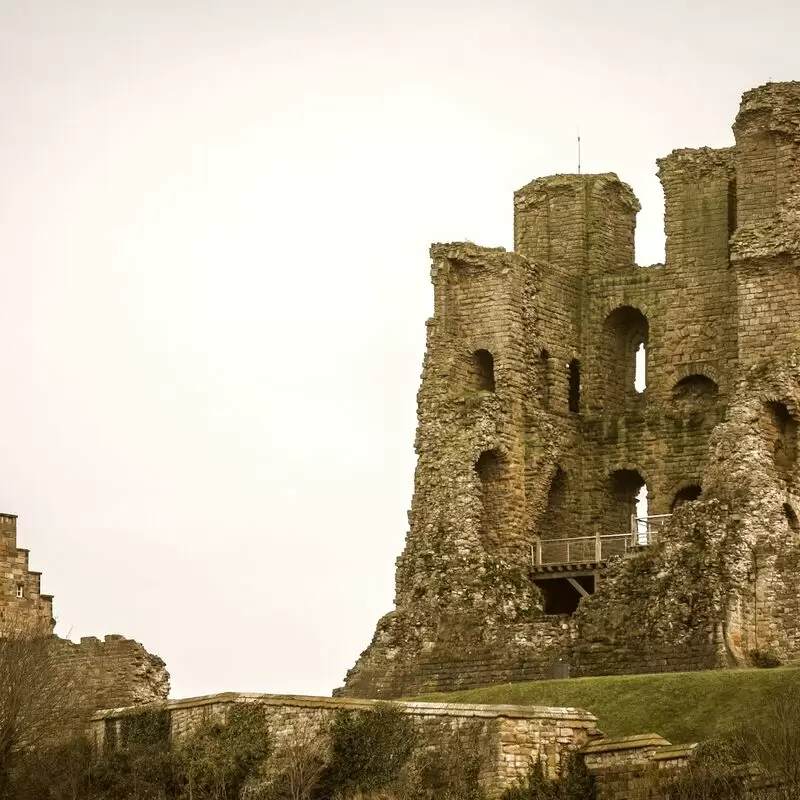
531, 515, 672, 567
630, 513, 672, 545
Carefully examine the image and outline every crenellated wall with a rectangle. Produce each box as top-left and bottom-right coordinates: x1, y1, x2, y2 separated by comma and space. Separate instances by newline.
340, 82, 800, 699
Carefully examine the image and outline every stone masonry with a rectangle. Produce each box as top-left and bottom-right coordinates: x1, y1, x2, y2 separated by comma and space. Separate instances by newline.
0, 512, 54, 631
0, 513, 169, 710
338, 82, 800, 698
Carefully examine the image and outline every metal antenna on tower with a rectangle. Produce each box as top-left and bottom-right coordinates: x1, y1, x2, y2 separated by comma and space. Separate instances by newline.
577, 126, 581, 174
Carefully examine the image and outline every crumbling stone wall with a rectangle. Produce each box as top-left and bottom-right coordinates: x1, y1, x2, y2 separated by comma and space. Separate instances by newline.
53, 634, 170, 710
0, 513, 169, 710
340, 82, 800, 698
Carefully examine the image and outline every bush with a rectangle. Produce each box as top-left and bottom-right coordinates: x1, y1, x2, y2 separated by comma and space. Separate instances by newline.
502, 753, 595, 800
316, 703, 416, 798
176, 702, 272, 799
88, 708, 178, 800
18, 702, 273, 800
245, 717, 328, 800
398, 719, 492, 800
748, 649, 782, 668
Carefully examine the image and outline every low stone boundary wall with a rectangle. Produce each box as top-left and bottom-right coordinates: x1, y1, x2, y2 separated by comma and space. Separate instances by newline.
90, 692, 601, 798
582, 734, 697, 799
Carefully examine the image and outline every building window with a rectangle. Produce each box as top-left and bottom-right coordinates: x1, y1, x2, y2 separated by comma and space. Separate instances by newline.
16, 584, 24, 599
475, 449, 506, 542
672, 375, 719, 407
784, 503, 799, 533
568, 359, 580, 413
539, 349, 551, 408
672, 484, 702, 510
602, 306, 649, 408
470, 349, 496, 392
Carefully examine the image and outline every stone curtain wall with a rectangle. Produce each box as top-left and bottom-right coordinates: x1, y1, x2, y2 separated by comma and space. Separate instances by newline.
54, 634, 170, 711
0, 513, 170, 713
340, 82, 800, 699
0, 514, 54, 632
582, 735, 697, 800
89, 693, 601, 800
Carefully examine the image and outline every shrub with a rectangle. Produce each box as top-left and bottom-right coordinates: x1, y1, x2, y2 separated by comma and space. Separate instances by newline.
502, 753, 595, 800
316, 703, 416, 798
176, 702, 272, 799
748, 649, 782, 668
245, 717, 328, 800
398, 719, 492, 800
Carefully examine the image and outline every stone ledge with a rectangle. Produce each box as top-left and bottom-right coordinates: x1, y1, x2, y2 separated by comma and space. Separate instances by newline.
652, 743, 698, 761
91, 691, 599, 724
581, 733, 671, 754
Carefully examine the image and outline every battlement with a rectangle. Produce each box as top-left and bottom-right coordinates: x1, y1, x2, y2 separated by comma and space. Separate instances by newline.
341, 82, 800, 699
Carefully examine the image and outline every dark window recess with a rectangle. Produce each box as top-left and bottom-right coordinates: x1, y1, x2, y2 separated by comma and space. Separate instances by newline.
768, 402, 798, 470
471, 349, 495, 392
540, 349, 550, 407
568, 359, 580, 413
672, 484, 702, 510
535, 575, 594, 615
728, 179, 738, 240
784, 503, 799, 533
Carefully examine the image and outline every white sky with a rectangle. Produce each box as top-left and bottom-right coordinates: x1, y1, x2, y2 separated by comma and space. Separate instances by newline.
1, 0, 798, 699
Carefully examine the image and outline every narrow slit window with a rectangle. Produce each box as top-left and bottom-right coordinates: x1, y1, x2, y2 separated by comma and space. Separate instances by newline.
635, 342, 646, 393
568, 359, 580, 413
15, 584, 24, 599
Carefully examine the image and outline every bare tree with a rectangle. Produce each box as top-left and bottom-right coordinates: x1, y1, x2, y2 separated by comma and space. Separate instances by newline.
244, 716, 329, 800
0, 612, 86, 798
746, 682, 800, 798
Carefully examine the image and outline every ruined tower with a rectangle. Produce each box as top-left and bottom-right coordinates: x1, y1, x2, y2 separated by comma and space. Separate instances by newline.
0, 513, 54, 631
338, 82, 800, 699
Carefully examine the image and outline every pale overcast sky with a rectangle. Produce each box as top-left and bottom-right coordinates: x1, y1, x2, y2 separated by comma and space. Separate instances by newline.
1, 0, 798, 699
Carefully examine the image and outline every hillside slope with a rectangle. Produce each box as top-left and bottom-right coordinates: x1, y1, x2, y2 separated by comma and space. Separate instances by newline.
412, 667, 800, 744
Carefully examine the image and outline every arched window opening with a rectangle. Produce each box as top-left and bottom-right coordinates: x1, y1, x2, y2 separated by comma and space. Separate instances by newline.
765, 402, 797, 471
541, 467, 568, 540
539, 349, 551, 408
606, 468, 647, 536
470, 349, 495, 392
475, 449, 505, 542
568, 359, 581, 413
672, 375, 719, 408
602, 306, 649, 409
783, 503, 799, 533
672, 484, 702, 510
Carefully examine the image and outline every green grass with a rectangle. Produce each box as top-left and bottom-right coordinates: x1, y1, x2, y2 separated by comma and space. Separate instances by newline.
412, 667, 800, 745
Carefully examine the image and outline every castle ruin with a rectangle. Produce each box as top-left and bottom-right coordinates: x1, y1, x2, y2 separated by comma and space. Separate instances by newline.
338, 81, 800, 698
0, 512, 169, 709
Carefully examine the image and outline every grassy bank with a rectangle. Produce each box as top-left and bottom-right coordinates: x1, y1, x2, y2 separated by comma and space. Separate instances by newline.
413, 667, 800, 744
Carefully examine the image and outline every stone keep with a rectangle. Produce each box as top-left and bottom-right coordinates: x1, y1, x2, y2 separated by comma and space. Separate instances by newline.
338, 82, 800, 699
